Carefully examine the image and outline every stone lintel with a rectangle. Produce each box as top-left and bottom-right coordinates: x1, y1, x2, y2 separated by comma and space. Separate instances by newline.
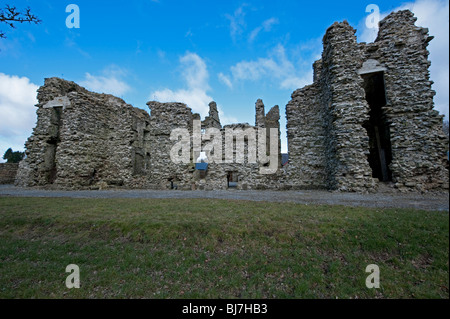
43, 96, 70, 110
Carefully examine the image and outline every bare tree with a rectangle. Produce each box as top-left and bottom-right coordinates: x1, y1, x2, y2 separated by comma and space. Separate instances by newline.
0, 5, 41, 39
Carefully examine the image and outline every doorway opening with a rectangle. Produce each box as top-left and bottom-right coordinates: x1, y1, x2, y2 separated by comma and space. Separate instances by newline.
361, 72, 392, 182
45, 107, 63, 184
227, 171, 238, 188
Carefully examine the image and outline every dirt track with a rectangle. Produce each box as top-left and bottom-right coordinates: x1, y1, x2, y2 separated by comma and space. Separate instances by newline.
0, 184, 448, 211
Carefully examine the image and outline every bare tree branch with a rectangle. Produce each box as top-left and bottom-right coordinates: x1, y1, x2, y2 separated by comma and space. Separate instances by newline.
0, 5, 42, 39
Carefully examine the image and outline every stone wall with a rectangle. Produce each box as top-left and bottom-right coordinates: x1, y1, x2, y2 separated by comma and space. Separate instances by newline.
363, 10, 449, 192
287, 21, 378, 192
15, 78, 152, 189
0, 163, 19, 184
286, 84, 328, 189
146, 101, 195, 189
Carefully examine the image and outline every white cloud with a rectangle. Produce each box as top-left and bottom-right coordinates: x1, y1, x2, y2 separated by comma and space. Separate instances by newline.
0, 73, 38, 159
151, 87, 212, 117
280, 76, 310, 90
358, 0, 449, 119
407, 0, 449, 120
180, 53, 210, 91
80, 65, 131, 97
150, 53, 238, 124
150, 52, 213, 117
222, 44, 313, 91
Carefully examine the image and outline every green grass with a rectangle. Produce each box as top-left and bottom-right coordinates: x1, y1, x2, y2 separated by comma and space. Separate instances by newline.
0, 197, 448, 299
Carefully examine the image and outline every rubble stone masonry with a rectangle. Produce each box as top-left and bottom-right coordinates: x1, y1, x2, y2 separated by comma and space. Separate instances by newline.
15, 10, 448, 192
286, 10, 448, 192
0, 163, 19, 184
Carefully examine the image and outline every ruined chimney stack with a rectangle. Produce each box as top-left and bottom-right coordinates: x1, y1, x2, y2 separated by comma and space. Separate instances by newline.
255, 99, 265, 128
202, 101, 222, 129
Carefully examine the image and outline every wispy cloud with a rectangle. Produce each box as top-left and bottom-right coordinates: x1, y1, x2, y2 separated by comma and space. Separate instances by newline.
64, 34, 90, 59
157, 49, 167, 60
225, 4, 248, 42
219, 44, 314, 91
226, 5, 279, 44
135, 40, 143, 55
218, 72, 233, 89
248, 17, 279, 43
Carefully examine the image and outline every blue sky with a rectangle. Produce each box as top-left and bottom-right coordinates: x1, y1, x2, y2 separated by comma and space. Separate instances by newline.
0, 0, 448, 161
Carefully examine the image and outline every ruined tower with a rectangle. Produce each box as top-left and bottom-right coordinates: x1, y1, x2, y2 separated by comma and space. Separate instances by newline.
286, 10, 448, 192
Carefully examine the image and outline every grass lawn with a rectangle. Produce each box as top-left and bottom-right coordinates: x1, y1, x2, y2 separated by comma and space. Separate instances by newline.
0, 197, 448, 299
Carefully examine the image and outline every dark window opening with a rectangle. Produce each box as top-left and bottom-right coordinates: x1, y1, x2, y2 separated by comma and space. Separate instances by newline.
362, 72, 392, 182
227, 171, 238, 188
168, 177, 178, 190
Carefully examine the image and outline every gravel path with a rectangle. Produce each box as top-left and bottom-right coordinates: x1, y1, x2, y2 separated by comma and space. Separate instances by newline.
1, 184, 448, 211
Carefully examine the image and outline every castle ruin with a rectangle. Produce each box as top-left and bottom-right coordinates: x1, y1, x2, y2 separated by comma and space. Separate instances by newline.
15, 10, 449, 192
